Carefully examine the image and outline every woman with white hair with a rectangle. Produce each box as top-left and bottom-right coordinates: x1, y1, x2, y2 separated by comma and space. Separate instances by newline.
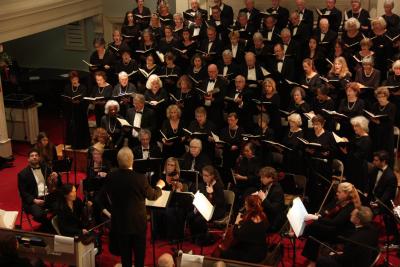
144, 74, 168, 129
382, 0, 400, 33
370, 16, 395, 80
342, 17, 363, 55
339, 116, 372, 191
100, 100, 124, 148
281, 113, 305, 174
112, 71, 137, 117
369, 87, 397, 166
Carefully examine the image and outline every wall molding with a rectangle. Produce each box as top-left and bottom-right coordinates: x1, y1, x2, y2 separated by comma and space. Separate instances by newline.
0, 0, 103, 43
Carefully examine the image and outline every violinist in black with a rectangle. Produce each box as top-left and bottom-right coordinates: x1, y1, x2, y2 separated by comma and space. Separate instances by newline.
302, 182, 360, 265
63, 71, 90, 149
187, 165, 225, 245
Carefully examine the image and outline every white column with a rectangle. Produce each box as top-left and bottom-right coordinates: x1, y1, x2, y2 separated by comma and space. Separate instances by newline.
0, 79, 12, 157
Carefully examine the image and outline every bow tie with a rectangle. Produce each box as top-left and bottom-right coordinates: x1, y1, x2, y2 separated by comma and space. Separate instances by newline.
209, 79, 216, 83
277, 59, 283, 63
248, 66, 255, 69
235, 90, 242, 94
143, 148, 149, 151
293, 25, 298, 29
194, 26, 200, 29
136, 111, 143, 114
377, 168, 384, 172
31, 166, 41, 170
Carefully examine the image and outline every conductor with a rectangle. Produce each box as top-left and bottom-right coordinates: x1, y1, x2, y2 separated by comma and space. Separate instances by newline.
106, 147, 165, 267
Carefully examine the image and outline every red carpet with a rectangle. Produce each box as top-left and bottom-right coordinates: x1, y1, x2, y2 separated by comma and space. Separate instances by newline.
1, 115, 400, 266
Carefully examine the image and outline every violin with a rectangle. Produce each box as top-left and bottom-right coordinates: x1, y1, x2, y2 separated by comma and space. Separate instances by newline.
322, 200, 349, 219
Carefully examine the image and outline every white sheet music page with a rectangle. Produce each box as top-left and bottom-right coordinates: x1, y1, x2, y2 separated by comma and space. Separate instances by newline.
287, 197, 308, 237
193, 191, 215, 221
180, 253, 204, 267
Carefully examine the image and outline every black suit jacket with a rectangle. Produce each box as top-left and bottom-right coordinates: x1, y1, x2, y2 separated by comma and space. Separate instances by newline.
298, 8, 314, 33
239, 7, 261, 31
126, 106, 156, 134
220, 3, 234, 26
133, 143, 162, 159
199, 38, 223, 64
290, 22, 311, 48
318, 7, 342, 32
18, 164, 61, 207
368, 166, 397, 207
106, 168, 161, 235
312, 29, 338, 53
267, 6, 289, 30
262, 183, 285, 231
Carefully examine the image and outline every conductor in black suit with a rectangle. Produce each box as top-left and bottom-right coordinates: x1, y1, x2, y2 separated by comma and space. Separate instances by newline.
368, 150, 400, 246
17, 149, 61, 226
106, 147, 165, 267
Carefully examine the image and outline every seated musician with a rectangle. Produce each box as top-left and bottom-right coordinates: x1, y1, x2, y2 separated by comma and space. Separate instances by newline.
154, 157, 187, 241
56, 183, 89, 237
187, 165, 225, 245
316, 206, 379, 267
17, 149, 61, 231
255, 166, 285, 232
84, 142, 111, 222
219, 195, 268, 263
301, 182, 361, 267
33, 132, 57, 167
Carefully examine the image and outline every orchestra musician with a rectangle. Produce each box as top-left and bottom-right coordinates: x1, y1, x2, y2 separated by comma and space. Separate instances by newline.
17, 149, 62, 230
301, 182, 361, 267
255, 166, 285, 232
187, 165, 225, 245
219, 195, 268, 263
33, 132, 57, 167
316, 206, 379, 267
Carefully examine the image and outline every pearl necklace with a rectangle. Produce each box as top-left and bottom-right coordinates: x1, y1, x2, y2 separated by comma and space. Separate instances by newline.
98, 86, 105, 95
229, 128, 238, 138
72, 85, 78, 93
347, 100, 356, 110
379, 104, 387, 112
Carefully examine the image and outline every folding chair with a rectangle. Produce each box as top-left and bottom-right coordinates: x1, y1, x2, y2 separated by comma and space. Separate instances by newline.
209, 190, 235, 235
51, 215, 61, 235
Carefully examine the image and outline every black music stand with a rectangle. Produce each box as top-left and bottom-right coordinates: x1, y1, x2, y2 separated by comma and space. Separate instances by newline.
52, 158, 72, 183
134, 158, 163, 185
180, 170, 200, 191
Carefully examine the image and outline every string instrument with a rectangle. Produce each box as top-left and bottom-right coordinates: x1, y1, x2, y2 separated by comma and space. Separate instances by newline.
212, 213, 242, 258
166, 171, 183, 192
321, 200, 349, 219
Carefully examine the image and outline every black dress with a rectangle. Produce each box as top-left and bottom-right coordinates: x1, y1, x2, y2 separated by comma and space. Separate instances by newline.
369, 102, 397, 166
100, 115, 124, 149
343, 135, 372, 192
56, 198, 85, 237
259, 93, 282, 139
337, 98, 365, 138
385, 74, 400, 126
160, 119, 186, 158
221, 219, 269, 263
282, 129, 305, 175
91, 84, 113, 127
63, 83, 90, 149
169, 88, 199, 127
144, 88, 169, 130
89, 50, 116, 87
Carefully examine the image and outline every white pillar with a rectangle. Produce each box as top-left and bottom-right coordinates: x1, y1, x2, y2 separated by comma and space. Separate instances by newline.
0, 79, 12, 157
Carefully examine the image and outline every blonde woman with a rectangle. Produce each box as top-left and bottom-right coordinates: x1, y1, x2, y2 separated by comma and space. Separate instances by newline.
327, 56, 351, 99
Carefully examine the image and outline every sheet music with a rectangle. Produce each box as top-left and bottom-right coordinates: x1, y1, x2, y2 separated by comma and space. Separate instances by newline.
193, 191, 215, 221
180, 253, 204, 267
287, 197, 308, 237
145, 190, 171, 208
0, 209, 18, 229
54, 235, 74, 254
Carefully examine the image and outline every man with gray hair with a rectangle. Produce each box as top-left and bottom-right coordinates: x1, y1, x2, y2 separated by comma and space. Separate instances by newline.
312, 18, 338, 55
126, 93, 156, 140
316, 206, 379, 267
112, 71, 137, 117
157, 252, 175, 267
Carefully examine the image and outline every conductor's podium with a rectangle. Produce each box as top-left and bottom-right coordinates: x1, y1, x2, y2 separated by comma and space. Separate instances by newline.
0, 227, 96, 267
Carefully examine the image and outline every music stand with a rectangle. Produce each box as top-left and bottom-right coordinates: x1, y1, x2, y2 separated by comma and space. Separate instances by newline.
52, 158, 72, 183
180, 170, 200, 191
134, 158, 163, 186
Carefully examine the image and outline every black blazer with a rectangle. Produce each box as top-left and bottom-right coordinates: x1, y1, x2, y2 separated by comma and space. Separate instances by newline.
368, 166, 397, 207
266, 6, 289, 30
262, 183, 285, 231
56, 198, 85, 237
17, 164, 61, 207
298, 8, 314, 33
220, 3, 234, 26
318, 7, 343, 32
133, 143, 162, 159
126, 106, 156, 133
106, 168, 162, 235
239, 7, 261, 30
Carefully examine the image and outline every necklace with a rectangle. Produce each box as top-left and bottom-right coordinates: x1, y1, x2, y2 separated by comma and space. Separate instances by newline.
288, 131, 294, 138
108, 117, 117, 133
364, 70, 373, 78
379, 104, 387, 112
347, 100, 356, 110
229, 128, 238, 138
98, 86, 105, 95
72, 85, 78, 93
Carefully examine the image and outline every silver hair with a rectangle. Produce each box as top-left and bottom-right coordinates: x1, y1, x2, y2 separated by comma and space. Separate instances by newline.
350, 116, 369, 133
146, 74, 163, 90
118, 71, 128, 79
392, 59, 400, 70
190, 138, 202, 150
288, 113, 302, 126
104, 100, 120, 114
344, 17, 361, 31
139, 128, 151, 139
222, 49, 233, 57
